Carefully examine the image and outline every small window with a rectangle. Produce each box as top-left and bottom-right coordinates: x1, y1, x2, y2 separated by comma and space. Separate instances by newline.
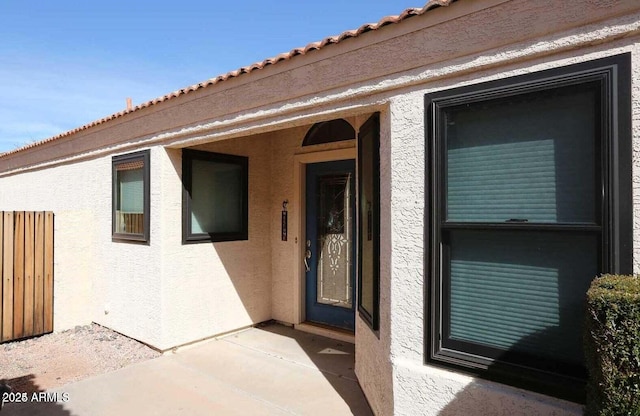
112, 150, 150, 242
182, 149, 248, 243
358, 113, 380, 330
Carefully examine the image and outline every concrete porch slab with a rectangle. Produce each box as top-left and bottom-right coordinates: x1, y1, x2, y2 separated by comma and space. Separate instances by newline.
3, 324, 373, 416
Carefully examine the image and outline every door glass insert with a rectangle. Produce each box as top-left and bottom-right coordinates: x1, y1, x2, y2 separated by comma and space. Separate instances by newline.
316, 173, 353, 308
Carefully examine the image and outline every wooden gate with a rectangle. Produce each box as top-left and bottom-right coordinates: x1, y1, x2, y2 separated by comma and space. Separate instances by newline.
0, 211, 54, 343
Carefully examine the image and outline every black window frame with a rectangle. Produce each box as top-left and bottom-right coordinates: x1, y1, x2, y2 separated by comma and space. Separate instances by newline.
425, 53, 632, 401
112, 149, 151, 243
357, 113, 381, 331
182, 149, 249, 244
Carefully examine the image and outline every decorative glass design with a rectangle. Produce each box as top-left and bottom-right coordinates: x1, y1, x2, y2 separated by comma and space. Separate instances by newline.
316, 173, 352, 308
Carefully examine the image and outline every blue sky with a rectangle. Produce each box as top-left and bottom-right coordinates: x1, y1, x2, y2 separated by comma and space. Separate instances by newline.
0, 1, 421, 153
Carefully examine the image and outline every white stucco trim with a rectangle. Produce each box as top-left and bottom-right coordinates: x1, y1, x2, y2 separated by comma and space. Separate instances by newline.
291, 147, 357, 325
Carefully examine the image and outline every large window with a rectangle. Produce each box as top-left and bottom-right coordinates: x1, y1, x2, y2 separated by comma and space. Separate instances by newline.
182, 149, 248, 243
426, 54, 631, 400
112, 150, 150, 243
358, 113, 380, 330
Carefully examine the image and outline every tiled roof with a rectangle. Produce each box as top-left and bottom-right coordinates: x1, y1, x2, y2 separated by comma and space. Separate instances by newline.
1, 0, 453, 158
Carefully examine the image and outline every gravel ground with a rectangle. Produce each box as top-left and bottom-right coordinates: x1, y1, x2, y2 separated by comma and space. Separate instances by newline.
0, 324, 161, 394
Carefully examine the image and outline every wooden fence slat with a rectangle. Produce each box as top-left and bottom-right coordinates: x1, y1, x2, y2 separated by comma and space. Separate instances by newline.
44, 212, 54, 333
33, 212, 44, 335
2, 212, 14, 342
23, 212, 35, 337
13, 212, 25, 339
0, 211, 53, 343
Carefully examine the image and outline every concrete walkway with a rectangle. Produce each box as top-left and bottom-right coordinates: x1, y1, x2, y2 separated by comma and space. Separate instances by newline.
3, 324, 373, 416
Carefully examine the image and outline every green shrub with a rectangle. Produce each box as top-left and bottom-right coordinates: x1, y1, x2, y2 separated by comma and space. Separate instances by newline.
584, 274, 640, 416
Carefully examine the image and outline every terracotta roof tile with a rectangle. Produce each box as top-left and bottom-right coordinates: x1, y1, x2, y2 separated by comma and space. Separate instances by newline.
0, 0, 453, 158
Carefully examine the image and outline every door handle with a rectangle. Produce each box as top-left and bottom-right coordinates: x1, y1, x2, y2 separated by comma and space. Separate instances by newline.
304, 240, 312, 272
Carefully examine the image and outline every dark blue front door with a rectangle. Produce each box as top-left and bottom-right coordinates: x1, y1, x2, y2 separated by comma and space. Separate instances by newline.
305, 160, 356, 331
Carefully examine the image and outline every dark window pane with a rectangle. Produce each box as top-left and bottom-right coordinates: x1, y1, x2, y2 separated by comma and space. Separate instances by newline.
445, 84, 598, 223
117, 169, 144, 213
190, 159, 243, 234
114, 156, 146, 236
447, 230, 598, 365
358, 113, 380, 328
359, 142, 375, 314
303, 119, 355, 146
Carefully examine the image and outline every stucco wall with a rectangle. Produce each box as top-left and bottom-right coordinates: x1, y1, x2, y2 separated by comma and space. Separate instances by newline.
0, 151, 164, 346
0, 162, 96, 332
268, 124, 357, 324
0, 135, 276, 350
155, 134, 274, 350
153, 125, 358, 349
269, 126, 306, 324
353, 109, 394, 416
377, 8, 640, 416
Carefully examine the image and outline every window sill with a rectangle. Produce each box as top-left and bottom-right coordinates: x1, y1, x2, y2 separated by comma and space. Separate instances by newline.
182, 233, 248, 244
428, 350, 586, 403
112, 234, 150, 244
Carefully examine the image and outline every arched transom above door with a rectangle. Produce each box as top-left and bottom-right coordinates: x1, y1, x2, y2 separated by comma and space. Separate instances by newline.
302, 119, 355, 147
